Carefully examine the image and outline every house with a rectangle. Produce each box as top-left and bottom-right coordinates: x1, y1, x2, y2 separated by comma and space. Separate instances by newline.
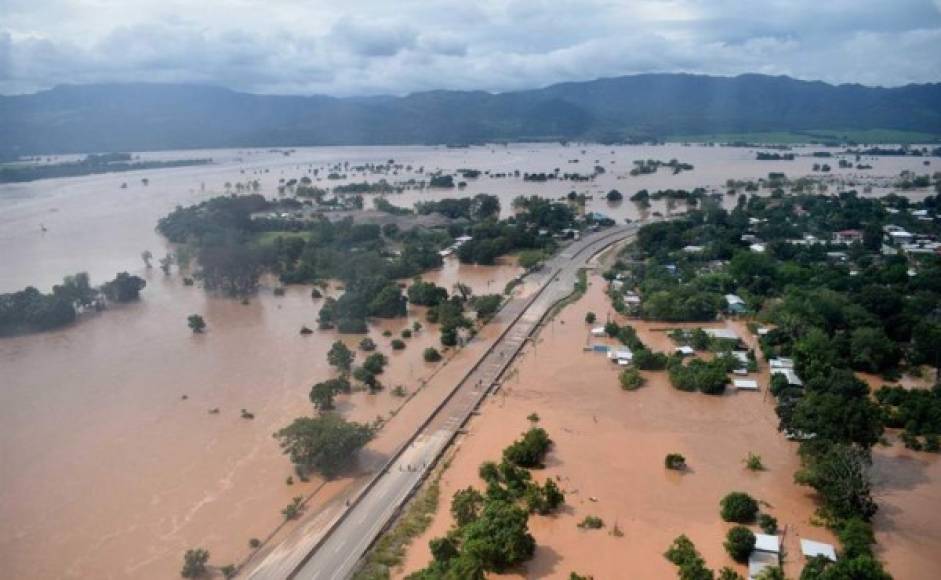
675, 346, 696, 356
724, 294, 747, 314
748, 533, 781, 580
832, 229, 863, 244
749, 552, 778, 580
749, 243, 767, 253
682, 245, 705, 253
734, 379, 759, 391
703, 328, 740, 341
454, 235, 473, 244
608, 349, 633, 364
754, 534, 780, 555
887, 230, 914, 245
623, 292, 642, 306
800, 539, 837, 562
884, 225, 914, 246
590, 326, 607, 337
769, 357, 794, 369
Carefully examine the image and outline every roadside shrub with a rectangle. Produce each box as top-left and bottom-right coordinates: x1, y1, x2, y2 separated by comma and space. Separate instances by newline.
358, 337, 376, 351
720, 492, 758, 523
423, 347, 442, 362
724, 526, 756, 563
391, 339, 406, 350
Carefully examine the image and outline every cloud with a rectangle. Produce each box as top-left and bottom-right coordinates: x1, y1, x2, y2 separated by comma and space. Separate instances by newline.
0, 0, 939, 95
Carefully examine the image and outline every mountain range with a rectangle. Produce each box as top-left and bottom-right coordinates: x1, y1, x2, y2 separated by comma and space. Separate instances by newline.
2, 73, 940, 157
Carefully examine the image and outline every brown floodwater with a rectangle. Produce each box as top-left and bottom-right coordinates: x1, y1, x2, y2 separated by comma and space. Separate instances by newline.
0, 144, 935, 579
398, 273, 939, 579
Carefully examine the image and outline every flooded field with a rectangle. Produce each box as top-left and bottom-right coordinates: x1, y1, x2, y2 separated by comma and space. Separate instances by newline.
0, 143, 937, 579
398, 273, 941, 579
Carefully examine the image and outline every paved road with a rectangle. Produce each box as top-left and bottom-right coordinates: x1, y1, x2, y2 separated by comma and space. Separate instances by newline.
252, 224, 640, 580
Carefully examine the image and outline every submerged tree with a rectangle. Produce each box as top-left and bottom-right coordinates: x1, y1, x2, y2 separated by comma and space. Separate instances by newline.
274, 414, 375, 477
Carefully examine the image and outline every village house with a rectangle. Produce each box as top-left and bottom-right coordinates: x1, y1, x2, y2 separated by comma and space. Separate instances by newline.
832, 229, 863, 245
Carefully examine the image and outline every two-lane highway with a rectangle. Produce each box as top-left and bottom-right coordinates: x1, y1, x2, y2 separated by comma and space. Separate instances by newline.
248, 224, 641, 580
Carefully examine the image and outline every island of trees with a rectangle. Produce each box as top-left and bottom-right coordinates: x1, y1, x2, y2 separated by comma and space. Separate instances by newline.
0, 152, 211, 183
0, 271, 146, 335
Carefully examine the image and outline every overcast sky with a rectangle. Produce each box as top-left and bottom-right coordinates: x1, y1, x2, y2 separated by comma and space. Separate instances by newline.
1, 0, 940, 96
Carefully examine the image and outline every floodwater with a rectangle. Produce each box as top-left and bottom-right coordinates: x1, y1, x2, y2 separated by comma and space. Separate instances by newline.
0, 143, 935, 579
398, 273, 940, 579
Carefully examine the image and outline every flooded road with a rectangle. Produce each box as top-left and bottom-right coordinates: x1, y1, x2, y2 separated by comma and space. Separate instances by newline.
0, 143, 936, 579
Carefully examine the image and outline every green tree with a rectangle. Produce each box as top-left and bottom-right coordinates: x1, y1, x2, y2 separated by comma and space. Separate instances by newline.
451, 487, 485, 526
310, 379, 349, 412
424, 347, 442, 362
849, 327, 899, 373
795, 443, 877, 522
274, 414, 375, 478
724, 526, 756, 563
471, 294, 503, 320
719, 492, 759, 523
100, 272, 147, 303
619, 367, 645, 390
187, 314, 206, 333
363, 352, 388, 374
503, 427, 552, 468
461, 500, 535, 571
180, 548, 210, 578
328, 341, 354, 375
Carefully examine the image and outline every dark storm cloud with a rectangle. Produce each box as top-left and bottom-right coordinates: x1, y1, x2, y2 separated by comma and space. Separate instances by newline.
1, 0, 939, 95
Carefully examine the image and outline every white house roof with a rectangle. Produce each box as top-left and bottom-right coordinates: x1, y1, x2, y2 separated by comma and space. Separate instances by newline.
725, 294, 746, 305
703, 328, 739, 341
734, 379, 759, 390
730, 351, 749, 363
607, 349, 633, 361
590, 326, 606, 336
754, 534, 780, 553
750, 243, 767, 253
675, 346, 696, 355
769, 357, 794, 369
800, 539, 837, 561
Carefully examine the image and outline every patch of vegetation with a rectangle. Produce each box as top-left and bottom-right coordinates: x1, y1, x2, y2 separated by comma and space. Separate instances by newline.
664, 453, 687, 470
720, 492, 759, 523
274, 414, 375, 478
577, 515, 604, 530
724, 526, 756, 563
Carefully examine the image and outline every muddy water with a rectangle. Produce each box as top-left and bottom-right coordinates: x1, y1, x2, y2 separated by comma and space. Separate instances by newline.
399, 274, 839, 579
2, 143, 934, 292
0, 143, 935, 579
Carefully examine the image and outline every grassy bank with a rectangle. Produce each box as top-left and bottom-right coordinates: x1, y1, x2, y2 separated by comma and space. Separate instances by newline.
352, 459, 448, 580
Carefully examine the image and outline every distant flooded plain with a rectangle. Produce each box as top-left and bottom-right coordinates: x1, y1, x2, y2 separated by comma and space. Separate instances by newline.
0, 143, 936, 579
